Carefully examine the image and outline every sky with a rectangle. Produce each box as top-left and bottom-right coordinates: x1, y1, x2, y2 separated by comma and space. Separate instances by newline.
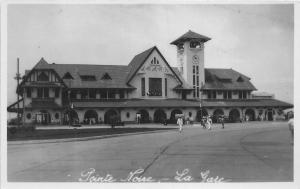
7, 4, 294, 106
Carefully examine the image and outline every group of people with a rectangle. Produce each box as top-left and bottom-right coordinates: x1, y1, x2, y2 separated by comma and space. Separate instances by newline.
177, 115, 225, 133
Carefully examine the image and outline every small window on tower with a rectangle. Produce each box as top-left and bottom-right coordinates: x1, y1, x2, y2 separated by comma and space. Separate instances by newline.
190, 41, 201, 49
177, 43, 184, 51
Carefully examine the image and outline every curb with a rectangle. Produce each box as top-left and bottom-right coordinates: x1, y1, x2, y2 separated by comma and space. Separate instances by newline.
8, 129, 175, 145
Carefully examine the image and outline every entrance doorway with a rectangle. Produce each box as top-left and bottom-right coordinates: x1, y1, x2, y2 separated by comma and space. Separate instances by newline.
104, 109, 119, 124
137, 109, 150, 123
229, 109, 240, 122
153, 109, 167, 123
170, 109, 183, 124
36, 110, 51, 124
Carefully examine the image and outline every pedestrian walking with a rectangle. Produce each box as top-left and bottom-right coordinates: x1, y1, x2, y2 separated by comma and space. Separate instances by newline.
207, 115, 212, 130
220, 115, 225, 129
201, 116, 205, 129
177, 116, 183, 133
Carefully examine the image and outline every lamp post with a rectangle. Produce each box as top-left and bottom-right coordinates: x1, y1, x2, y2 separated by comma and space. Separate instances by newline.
14, 58, 22, 127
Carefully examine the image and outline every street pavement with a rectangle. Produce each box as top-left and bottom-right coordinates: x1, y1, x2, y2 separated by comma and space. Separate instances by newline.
7, 121, 293, 182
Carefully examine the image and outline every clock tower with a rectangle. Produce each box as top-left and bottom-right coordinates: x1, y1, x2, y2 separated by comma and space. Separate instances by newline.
171, 30, 211, 98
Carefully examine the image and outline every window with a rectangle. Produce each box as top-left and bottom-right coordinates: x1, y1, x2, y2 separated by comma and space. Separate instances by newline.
193, 86, 196, 98
208, 91, 217, 99
80, 75, 96, 81
193, 75, 195, 85
70, 90, 77, 99
196, 76, 199, 86
37, 88, 49, 98
108, 91, 116, 99
212, 91, 217, 99
120, 90, 125, 99
126, 112, 130, 118
237, 76, 244, 82
165, 78, 167, 97
148, 78, 162, 96
177, 43, 184, 50
243, 91, 247, 99
239, 91, 247, 99
207, 91, 211, 99
100, 90, 107, 99
141, 78, 145, 96
55, 113, 59, 119
62, 72, 73, 79
228, 91, 232, 99
196, 87, 199, 97
80, 90, 88, 99
190, 41, 201, 49
196, 66, 199, 74
26, 113, 31, 119
89, 89, 96, 99
101, 73, 112, 80
27, 88, 32, 98
44, 88, 49, 98
193, 66, 195, 74
151, 57, 159, 65
55, 88, 60, 98
37, 88, 43, 98
37, 72, 49, 81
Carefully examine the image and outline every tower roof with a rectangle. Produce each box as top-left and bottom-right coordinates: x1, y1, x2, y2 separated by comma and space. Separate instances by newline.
170, 30, 211, 45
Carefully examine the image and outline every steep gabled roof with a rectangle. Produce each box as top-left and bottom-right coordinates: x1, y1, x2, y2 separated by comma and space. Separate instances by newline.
126, 46, 183, 85
171, 30, 211, 45
126, 46, 156, 83
47, 64, 133, 89
202, 68, 257, 91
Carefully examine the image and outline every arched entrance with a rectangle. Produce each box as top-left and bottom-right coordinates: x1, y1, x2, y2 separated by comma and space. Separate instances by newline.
137, 109, 150, 123
104, 109, 119, 124
213, 109, 224, 123
84, 110, 98, 124
63, 109, 79, 125
36, 110, 51, 125
229, 109, 240, 122
245, 109, 255, 121
153, 109, 167, 123
266, 109, 273, 121
196, 109, 208, 122
170, 109, 183, 124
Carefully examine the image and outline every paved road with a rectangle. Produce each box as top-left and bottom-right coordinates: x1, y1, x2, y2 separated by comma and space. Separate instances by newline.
7, 122, 293, 182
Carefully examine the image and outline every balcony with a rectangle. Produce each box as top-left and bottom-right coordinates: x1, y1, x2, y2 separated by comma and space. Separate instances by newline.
32, 97, 55, 103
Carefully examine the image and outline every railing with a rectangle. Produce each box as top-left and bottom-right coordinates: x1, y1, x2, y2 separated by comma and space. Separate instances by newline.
32, 97, 55, 102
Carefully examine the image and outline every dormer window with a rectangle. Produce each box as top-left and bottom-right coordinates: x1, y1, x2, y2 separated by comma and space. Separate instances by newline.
237, 76, 244, 82
62, 72, 73, 79
190, 41, 202, 49
80, 75, 96, 81
37, 72, 49, 81
151, 57, 159, 65
101, 73, 112, 80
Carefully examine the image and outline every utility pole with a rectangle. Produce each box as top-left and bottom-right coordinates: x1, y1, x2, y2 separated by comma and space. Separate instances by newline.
14, 58, 22, 127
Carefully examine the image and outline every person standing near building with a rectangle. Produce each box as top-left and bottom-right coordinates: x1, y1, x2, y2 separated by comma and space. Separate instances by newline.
177, 116, 183, 133
207, 115, 212, 130
220, 115, 225, 129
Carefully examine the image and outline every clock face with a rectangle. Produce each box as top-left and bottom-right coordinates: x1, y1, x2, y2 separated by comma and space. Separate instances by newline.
192, 55, 199, 64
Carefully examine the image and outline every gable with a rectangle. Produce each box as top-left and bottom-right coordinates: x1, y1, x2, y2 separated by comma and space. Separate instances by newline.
127, 46, 182, 85
25, 69, 61, 83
